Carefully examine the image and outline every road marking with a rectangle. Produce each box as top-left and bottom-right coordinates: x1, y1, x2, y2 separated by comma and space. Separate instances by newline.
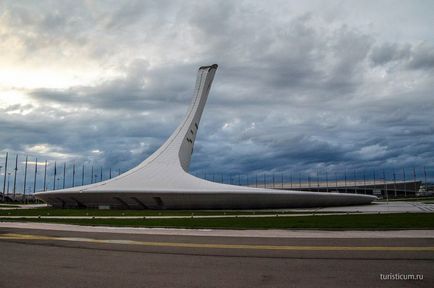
1, 233, 434, 252
0, 213, 356, 219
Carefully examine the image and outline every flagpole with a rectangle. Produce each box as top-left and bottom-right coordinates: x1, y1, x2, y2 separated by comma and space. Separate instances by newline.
13, 154, 18, 201
33, 157, 38, 194
72, 163, 75, 187
53, 161, 57, 190
43, 160, 47, 191
23, 155, 28, 201
2, 152, 7, 202
63, 162, 66, 189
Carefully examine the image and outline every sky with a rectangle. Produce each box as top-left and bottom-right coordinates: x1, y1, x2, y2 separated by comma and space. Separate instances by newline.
1, 0, 434, 192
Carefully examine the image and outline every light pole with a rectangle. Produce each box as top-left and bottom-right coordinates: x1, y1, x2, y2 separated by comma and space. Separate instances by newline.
44, 160, 47, 191
0, 165, 2, 202
424, 166, 427, 190
81, 164, 85, 185
403, 168, 406, 197
23, 155, 28, 201
53, 161, 57, 190
383, 169, 388, 203
13, 154, 18, 201
33, 158, 37, 194
72, 163, 75, 187
344, 169, 347, 193
7, 172, 11, 196
363, 170, 366, 194
2, 152, 8, 202
353, 169, 357, 194
263, 174, 266, 188
413, 168, 417, 194
335, 172, 338, 190
290, 173, 293, 189
63, 162, 66, 189
298, 173, 301, 189
43, 160, 47, 191
373, 169, 376, 186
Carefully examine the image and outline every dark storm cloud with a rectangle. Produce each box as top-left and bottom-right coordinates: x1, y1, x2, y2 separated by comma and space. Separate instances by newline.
1, 0, 434, 189
370, 42, 434, 71
370, 43, 411, 65
0, 100, 169, 182
407, 44, 434, 70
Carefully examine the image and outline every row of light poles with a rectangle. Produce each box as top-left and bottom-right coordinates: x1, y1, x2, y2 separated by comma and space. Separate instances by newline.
1, 152, 122, 202
198, 167, 430, 194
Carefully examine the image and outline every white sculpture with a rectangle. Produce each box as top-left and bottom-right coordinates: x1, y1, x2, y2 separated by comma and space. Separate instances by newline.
36, 64, 376, 209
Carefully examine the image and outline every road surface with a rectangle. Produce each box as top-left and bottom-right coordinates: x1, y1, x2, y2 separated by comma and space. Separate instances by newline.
0, 225, 433, 288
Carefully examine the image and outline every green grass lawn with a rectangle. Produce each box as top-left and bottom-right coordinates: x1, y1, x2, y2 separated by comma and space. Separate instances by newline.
0, 204, 20, 208
2, 213, 433, 230
0, 207, 348, 217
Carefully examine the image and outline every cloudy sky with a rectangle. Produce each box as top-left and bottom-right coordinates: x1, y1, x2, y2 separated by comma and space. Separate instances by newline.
1, 0, 433, 191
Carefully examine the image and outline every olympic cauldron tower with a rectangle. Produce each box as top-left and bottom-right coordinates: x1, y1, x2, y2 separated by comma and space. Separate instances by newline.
36, 65, 376, 209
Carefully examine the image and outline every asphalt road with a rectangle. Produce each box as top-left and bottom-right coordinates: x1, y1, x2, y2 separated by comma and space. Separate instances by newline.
0, 227, 433, 288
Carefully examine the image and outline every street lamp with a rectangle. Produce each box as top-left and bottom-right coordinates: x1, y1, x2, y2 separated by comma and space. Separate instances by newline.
7, 172, 11, 196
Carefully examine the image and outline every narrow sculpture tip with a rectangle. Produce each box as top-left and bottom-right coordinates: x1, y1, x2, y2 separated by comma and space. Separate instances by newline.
199, 64, 218, 70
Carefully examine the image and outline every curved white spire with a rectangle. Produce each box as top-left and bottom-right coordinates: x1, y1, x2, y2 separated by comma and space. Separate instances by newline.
136, 64, 218, 172
77, 64, 219, 191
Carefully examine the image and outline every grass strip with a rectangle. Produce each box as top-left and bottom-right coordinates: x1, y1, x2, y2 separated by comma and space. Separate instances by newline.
377, 197, 434, 202
0, 204, 20, 208
2, 213, 433, 230
0, 207, 347, 217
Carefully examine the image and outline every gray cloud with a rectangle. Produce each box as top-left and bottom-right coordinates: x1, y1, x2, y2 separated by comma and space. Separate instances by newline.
370, 43, 411, 65
407, 44, 434, 70
370, 42, 434, 71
